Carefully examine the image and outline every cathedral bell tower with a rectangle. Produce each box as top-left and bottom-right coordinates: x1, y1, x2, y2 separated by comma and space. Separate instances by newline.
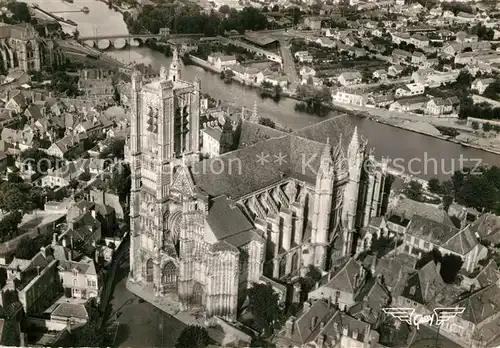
129, 53, 201, 286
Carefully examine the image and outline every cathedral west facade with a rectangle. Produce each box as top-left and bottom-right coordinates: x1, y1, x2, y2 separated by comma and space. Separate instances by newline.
128, 50, 389, 320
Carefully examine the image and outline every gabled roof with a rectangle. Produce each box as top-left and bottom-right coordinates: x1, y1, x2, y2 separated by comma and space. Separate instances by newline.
401, 261, 445, 305
475, 260, 499, 289
317, 258, 364, 294
191, 114, 354, 199
455, 284, 500, 324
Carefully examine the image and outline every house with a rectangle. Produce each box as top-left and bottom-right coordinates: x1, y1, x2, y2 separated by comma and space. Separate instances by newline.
338, 71, 362, 86
442, 284, 500, 347
5, 92, 26, 114
425, 97, 460, 116
469, 213, 500, 245
331, 90, 366, 106
227, 65, 261, 84
207, 54, 238, 70
471, 78, 496, 95
273, 299, 380, 348
368, 254, 418, 293
57, 257, 101, 300
304, 17, 322, 30
348, 278, 391, 326
410, 34, 429, 49
389, 95, 429, 112
46, 133, 87, 158
411, 51, 427, 66
393, 261, 445, 315
402, 215, 486, 272
372, 69, 388, 81
395, 83, 425, 97
391, 32, 411, 45
41, 161, 85, 188
392, 49, 412, 65
315, 37, 335, 48
308, 258, 365, 311
299, 66, 316, 79
294, 51, 313, 63
50, 302, 89, 329
367, 94, 394, 108
388, 65, 404, 77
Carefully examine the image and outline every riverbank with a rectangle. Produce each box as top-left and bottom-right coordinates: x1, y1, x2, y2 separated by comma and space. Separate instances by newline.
186, 56, 500, 155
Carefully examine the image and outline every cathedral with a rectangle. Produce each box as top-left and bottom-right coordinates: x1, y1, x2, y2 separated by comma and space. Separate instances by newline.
128, 49, 389, 320
0, 23, 64, 72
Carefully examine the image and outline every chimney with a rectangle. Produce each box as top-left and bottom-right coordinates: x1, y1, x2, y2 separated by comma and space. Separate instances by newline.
94, 249, 99, 263
68, 248, 73, 262
62, 238, 67, 248
371, 256, 377, 275
52, 233, 58, 246
70, 236, 74, 249
36, 266, 40, 276
436, 261, 441, 275
91, 209, 96, 219
353, 329, 359, 340
40, 246, 46, 258
328, 271, 333, 281
285, 317, 295, 337
319, 322, 324, 331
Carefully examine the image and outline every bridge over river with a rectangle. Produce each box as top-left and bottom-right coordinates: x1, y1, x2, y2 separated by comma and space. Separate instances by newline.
81, 33, 206, 50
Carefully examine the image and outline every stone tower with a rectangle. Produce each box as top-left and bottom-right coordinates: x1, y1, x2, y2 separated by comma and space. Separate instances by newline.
129, 57, 201, 291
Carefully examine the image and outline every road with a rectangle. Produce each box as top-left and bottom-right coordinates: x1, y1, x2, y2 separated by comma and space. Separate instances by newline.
106, 251, 187, 347
279, 39, 300, 84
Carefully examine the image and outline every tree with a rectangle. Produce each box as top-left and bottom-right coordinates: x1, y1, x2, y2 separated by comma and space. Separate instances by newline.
7, 2, 31, 23
113, 86, 121, 104
405, 181, 423, 201
427, 178, 441, 194
109, 164, 131, 201
7, 173, 23, 183
65, 320, 108, 347
0, 183, 29, 212
440, 253, 463, 283
248, 283, 281, 334
457, 175, 498, 212
258, 117, 276, 129
1, 320, 20, 346
483, 122, 492, 132
0, 211, 23, 242
73, 29, 80, 40
175, 325, 209, 348
471, 121, 479, 130
99, 137, 125, 159
219, 5, 231, 14
456, 70, 473, 87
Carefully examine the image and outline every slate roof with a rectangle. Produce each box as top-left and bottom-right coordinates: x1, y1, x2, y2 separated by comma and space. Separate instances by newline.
191, 114, 355, 198
391, 196, 455, 226
400, 261, 445, 305
455, 284, 500, 324
237, 121, 287, 148
51, 303, 89, 320
475, 260, 499, 289
407, 215, 478, 255
317, 258, 364, 294
279, 300, 370, 346
373, 254, 417, 289
470, 213, 500, 244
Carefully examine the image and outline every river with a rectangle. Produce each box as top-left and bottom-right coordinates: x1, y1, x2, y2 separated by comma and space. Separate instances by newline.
25, 1, 500, 180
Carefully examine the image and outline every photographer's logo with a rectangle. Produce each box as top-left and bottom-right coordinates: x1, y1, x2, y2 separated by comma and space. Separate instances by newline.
382, 307, 465, 330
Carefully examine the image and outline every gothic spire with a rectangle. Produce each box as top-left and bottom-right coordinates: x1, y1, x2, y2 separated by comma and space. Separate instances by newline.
349, 126, 359, 151
168, 47, 181, 82
320, 137, 333, 168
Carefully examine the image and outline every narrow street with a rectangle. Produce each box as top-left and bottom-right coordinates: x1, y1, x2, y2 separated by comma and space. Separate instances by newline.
279, 39, 300, 84
106, 252, 187, 347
